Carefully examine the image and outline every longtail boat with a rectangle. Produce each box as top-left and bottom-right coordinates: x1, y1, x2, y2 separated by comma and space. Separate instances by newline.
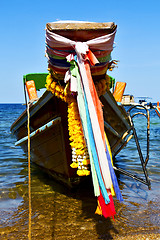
11, 21, 151, 219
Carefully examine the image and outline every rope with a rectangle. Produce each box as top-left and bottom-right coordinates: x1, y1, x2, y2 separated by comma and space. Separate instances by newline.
27, 102, 32, 240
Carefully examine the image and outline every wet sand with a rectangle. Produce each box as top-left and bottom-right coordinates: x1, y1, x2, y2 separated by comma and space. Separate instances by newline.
0, 174, 159, 240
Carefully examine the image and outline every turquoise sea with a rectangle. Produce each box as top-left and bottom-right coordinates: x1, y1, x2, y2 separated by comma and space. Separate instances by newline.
0, 103, 160, 239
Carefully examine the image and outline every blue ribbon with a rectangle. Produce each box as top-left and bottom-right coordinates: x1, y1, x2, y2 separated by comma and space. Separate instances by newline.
105, 144, 123, 202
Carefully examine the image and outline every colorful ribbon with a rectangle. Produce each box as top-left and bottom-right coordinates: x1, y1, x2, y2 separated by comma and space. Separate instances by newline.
45, 27, 123, 218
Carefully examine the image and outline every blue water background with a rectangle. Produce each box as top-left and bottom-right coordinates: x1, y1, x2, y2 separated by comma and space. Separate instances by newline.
0, 103, 160, 239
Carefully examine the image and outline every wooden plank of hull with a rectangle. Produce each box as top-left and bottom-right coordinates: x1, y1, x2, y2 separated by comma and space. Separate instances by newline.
11, 92, 80, 186
100, 90, 131, 156
11, 91, 55, 139
17, 115, 78, 187
46, 22, 117, 41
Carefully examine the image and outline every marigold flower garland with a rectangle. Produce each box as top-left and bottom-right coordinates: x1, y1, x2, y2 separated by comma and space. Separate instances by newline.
45, 73, 90, 176
45, 73, 110, 176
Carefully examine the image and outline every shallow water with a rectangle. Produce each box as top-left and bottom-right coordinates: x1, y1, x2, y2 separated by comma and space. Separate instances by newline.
0, 104, 160, 239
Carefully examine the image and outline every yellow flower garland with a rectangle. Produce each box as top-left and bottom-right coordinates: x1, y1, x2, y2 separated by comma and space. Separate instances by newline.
45, 74, 90, 176
45, 73, 110, 176
95, 74, 110, 97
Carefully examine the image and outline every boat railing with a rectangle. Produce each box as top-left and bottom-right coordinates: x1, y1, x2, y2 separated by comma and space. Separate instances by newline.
113, 104, 151, 189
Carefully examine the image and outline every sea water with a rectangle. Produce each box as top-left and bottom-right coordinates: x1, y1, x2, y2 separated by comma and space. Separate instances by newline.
0, 104, 160, 239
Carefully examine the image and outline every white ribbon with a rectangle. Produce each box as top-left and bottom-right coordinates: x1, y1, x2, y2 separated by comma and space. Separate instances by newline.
46, 28, 116, 52
75, 42, 89, 58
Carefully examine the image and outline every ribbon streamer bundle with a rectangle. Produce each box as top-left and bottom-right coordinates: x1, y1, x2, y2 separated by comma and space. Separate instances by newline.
45, 23, 123, 219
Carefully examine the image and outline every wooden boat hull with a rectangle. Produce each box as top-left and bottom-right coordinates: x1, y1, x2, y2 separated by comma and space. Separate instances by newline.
11, 91, 81, 187
100, 90, 131, 156
11, 89, 131, 187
